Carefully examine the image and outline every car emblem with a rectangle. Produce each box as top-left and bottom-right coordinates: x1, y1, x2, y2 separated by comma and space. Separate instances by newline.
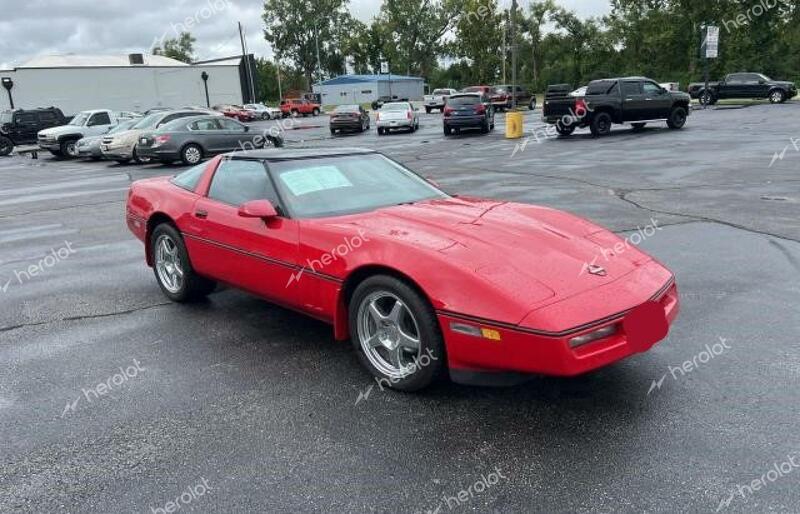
587, 264, 607, 276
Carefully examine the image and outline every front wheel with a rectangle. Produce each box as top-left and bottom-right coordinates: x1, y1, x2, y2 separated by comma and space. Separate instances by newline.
590, 112, 613, 137
0, 136, 13, 156
769, 90, 785, 104
700, 91, 715, 106
312, 108, 320, 116
444, 126, 452, 136
529, 98, 537, 110
132, 146, 151, 164
555, 121, 575, 136
667, 107, 687, 129
150, 224, 216, 303
349, 275, 445, 391
60, 139, 79, 158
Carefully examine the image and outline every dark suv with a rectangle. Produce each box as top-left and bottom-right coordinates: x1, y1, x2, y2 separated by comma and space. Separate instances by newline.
443, 93, 495, 135
0, 107, 66, 156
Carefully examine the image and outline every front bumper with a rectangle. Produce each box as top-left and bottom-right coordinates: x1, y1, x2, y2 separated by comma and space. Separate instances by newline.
440, 277, 679, 378
38, 139, 59, 151
100, 143, 134, 160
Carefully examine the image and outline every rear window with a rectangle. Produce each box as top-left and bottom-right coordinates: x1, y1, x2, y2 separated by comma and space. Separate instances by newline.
447, 96, 479, 106
382, 103, 409, 111
586, 81, 616, 95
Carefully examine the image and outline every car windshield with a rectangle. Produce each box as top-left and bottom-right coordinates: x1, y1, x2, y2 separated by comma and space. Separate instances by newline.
132, 113, 163, 129
447, 96, 479, 106
69, 113, 89, 126
382, 103, 408, 111
270, 153, 448, 218
108, 120, 137, 134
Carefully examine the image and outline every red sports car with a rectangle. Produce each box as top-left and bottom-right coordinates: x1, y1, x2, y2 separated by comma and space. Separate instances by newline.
126, 148, 679, 390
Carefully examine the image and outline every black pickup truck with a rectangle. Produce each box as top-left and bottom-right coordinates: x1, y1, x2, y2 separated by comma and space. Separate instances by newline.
0, 107, 67, 156
542, 77, 692, 137
688, 73, 797, 105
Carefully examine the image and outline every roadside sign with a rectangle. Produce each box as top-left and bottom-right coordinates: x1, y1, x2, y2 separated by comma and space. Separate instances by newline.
702, 26, 719, 59
380, 61, 389, 74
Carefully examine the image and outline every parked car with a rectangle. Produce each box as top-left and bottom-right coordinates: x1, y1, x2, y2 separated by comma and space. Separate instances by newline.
126, 147, 679, 391
493, 84, 537, 110
213, 105, 256, 122
543, 77, 691, 137
0, 107, 66, 156
423, 88, 458, 113
376, 102, 419, 135
330, 105, 371, 134
244, 103, 281, 120
443, 93, 495, 135
76, 119, 138, 160
101, 109, 210, 164
688, 73, 797, 105
462, 85, 492, 95
371, 96, 408, 111
144, 107, 171, 115
136, 115, 281, 165
280, 98, 321, 117
38, 109, 119, 158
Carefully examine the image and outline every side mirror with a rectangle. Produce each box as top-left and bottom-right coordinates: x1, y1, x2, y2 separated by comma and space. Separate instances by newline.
238, 200, 278, 219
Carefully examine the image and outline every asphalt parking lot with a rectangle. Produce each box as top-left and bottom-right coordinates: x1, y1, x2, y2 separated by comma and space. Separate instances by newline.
1, 104, 799, 513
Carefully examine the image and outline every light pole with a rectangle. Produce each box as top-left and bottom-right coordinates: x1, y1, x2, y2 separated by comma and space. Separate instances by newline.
201, 72, 210, 108
510, 0, 518, 109
1, 78, 14, 109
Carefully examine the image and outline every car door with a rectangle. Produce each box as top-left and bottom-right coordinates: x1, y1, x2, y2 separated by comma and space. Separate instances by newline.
12, 111, 38, 144
621, 80, 647, 121
642, 81, 672, 119
723, 74, 747, 97
747, 74, 771, 97
185, 158, 300, 304
216, 117, 252, 151
187, 118, 222, 153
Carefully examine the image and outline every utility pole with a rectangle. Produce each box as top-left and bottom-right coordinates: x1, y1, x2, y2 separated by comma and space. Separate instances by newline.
502, 19, 507, 84
238, 22, 253, 103
276, 57, 283, 101
314, 19, 323, 84
510, 0, 518, 109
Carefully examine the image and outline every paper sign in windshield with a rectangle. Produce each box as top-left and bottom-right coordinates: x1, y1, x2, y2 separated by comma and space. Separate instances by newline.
280, 166, 353, 196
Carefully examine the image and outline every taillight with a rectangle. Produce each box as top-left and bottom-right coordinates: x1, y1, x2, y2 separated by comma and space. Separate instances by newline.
475, 104, 486, 115
154, 135, 170, 146
443, 106, 454, 117
575, 98, 588, 117
376, 112, 380, 121
407, 111, 412, 120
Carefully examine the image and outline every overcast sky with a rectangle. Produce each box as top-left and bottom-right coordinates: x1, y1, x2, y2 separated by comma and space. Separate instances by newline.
0, 0, 611, 69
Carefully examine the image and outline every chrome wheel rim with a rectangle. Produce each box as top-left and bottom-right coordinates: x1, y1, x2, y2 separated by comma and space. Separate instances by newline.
357, 291, 422, 379
771, 91, 782, 103
66, 142, 78, 157
184, 147, 201, 164
155, 234, 184, 294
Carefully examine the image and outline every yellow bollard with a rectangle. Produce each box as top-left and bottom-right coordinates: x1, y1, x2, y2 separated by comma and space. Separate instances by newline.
505, 111, 523, 139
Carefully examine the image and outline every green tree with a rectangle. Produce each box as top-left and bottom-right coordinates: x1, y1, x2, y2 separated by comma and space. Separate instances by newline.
452, 0, 504, 84
152, 32, 196, 63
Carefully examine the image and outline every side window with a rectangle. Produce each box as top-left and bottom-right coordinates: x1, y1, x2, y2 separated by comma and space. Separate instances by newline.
39, 112, 57, 122
642, 82, 662, 95
744, 74, 762, 82
159, 113, 193, 126
88, 112, 111, 126
16, 112, 37, 123
171, 162, 207, 192
727, 74, 745, 83
621, 81, 642, 96
608, 82, 619, 95
218, 118, 246, 132
208, 159, 279, 207
190, 119, 220, 131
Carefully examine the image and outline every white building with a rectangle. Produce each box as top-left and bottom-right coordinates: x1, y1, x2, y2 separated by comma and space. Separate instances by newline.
312, 74, 425, 107
0, 54, 254, 116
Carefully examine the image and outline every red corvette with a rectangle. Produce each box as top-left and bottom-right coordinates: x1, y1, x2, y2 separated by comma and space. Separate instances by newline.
126, 148, 679, 390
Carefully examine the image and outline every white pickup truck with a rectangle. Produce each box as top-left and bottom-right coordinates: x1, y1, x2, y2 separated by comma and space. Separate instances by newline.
423, 88, 458, 113
38, 109, 119, 158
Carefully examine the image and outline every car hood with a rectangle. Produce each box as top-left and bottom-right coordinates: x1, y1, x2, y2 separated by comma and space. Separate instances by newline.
39, 125, 84, 137
319, 197, 654, 322
773, 81, 795, 87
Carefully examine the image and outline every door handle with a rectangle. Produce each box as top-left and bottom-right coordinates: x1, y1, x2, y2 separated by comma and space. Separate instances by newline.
194, 209, 208, 219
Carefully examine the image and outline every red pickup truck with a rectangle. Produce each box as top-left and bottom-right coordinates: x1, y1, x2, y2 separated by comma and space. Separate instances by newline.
280, 98, 321, 118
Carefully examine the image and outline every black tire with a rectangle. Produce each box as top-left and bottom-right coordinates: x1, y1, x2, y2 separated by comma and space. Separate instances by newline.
349, 275, 445, 392
425, 107, 431, 114
590, 112, 613, 137
667, 107, 687, 129
312, 108, 320, 116
49, 149, 64, 157
0, 136, 13, 156
330, 128, 337, 135
132, 146, 151, 164
700, 90, 715, 106
555, 121, 575, 136
631, 123, 647, 132
480, 119, 489, 134
150, 223, 216, 303
444, 126, 452, 136
60, 139, 79, 159
529, 98, 537, 110
769, 89, 785, 104
180, 144, 203, 165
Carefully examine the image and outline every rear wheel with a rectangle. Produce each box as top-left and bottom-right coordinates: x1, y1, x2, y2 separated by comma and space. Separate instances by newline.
529, 97, 537, 110
349, 275, 445, 391
700, 90, 715, 106
60, 139, 79, 158
590, 112, 613, 137
480, 119, 489, 134
150, 224, 216, 303
667, 107, 687, 129
312, 108, 320, 116
769, 90, 785, 104
425, 107, 432, 114
0, 136, 13, 156
330, 128, 337, 135
444, 126, 452, 136
181, 144, 203, 165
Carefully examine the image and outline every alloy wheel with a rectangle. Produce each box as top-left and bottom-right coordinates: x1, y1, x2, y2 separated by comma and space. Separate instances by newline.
155, 234, 184, 294
357, 291, 422, 379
